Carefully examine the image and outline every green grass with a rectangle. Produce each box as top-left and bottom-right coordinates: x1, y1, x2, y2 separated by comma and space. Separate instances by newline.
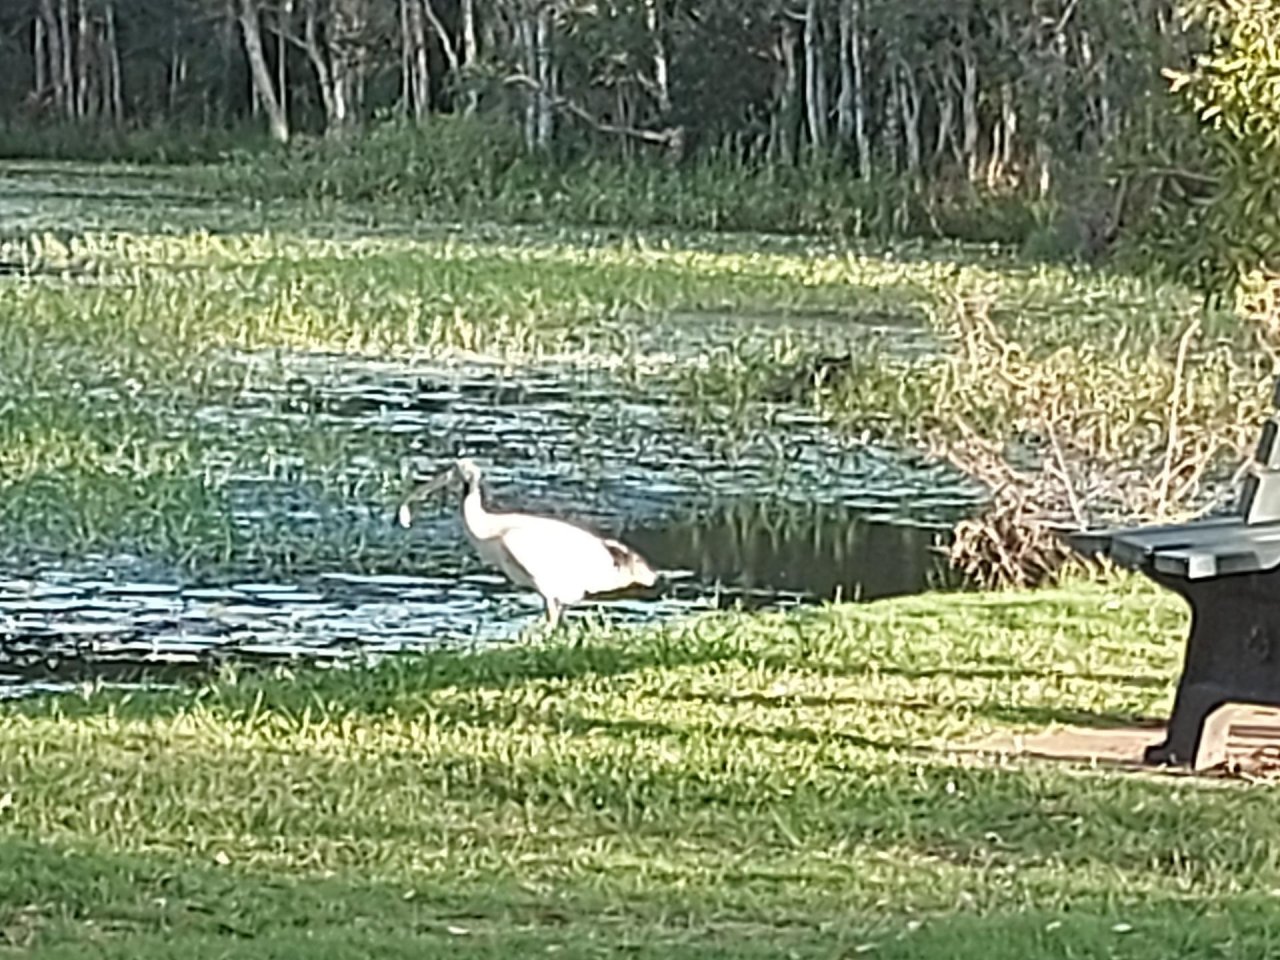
0, 123, 266, 165
3, 580, 1278, 957
189, 118, 1050, 246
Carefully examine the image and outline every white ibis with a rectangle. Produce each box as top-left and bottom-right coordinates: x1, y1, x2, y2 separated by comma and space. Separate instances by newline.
398, 458, 658, 627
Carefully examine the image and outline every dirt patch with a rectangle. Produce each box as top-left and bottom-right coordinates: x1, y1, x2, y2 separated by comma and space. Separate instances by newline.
960, 722, 1168, 771
958, 708, 1280, 782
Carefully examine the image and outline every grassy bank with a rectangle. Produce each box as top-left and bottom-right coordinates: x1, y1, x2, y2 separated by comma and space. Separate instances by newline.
8, 581, 1280, 959
190, 120, 1050, 246
0, 124, 258, 166
180, 126, 1276, 522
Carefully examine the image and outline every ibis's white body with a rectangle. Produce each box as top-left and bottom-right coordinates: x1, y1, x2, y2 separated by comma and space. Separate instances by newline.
401, 459, 657, 627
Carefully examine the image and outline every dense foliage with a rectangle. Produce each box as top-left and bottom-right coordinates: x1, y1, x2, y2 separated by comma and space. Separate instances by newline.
1159, 0, 1280, 318
1, 2, 1184, 200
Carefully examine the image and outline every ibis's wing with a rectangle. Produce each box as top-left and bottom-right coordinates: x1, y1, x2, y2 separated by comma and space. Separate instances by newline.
497, 515, 635, 599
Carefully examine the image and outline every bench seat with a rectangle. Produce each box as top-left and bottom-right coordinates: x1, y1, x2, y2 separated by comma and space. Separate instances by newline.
1090, 517, 1280, 579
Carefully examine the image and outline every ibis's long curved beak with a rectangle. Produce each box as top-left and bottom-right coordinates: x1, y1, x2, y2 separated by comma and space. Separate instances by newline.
396, 467, 455, 528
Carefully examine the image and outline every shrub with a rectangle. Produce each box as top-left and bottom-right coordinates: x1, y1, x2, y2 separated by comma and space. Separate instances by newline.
1161, 0, 1280, 316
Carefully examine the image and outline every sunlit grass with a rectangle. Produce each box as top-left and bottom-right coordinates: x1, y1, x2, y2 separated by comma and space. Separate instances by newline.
3, 581, 1279, 957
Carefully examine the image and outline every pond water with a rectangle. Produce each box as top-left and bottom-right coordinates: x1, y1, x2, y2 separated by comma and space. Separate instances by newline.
0, 164, 985, 696
1, 350, 979, 696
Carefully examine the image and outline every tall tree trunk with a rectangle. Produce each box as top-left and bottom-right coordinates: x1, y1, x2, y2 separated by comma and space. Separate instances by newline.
883, 50, 901, 174
517, 9, 534, 149
461, 0, 478, 113
1035, 133, 1053, 197
276, 0, 291, 133
400, 0, 411, 113
167, 29, 186, 114
303, 0, 334, 123
328, 0, 367, 136
533, 2, 553, 150
75, 0, 90, 118
929, 61, 957, 164
645, 0, 671, 115
803, 0, 827, 153
986, 6, 1016, 188
236, 0, 289, 143
1035, 0, 1075, 198
104, 0, 123, 122
987, 80, 1016, 188
957, 18, 980, 181
773, 16, 801, 165
896, 56, 921, 180
616, 83, 631, 161
34, 14, 47, 95
423, 0, 459, 78
1095, 38, 1113, 142
401, 0, 430, 120
1077, 26, 1110, 147
849, 0, 871, 178
57, 0, 74, 117
835, 0, 853, 147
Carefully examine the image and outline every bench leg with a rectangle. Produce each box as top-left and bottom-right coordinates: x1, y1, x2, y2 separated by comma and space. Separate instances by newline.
1143, 569, 1280, 767
1142, 681, 1227, 765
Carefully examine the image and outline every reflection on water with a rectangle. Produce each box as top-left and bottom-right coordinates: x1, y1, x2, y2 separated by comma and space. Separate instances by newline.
216, 350, 980, 530
629, 500, 953, 606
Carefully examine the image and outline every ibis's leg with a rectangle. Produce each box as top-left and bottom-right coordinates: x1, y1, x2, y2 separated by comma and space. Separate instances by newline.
544, 596, 562, 629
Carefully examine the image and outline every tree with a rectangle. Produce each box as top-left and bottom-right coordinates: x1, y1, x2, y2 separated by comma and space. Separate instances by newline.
1163, 0, 1280, 315
236, 0, 289, 142
0, 0, 1192, 203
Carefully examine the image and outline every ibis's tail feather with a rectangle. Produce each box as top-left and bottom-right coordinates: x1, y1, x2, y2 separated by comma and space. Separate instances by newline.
603, 538, 658, 588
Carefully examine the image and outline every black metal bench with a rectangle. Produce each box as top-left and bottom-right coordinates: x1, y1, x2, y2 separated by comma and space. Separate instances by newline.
1068, 378, 1280, 767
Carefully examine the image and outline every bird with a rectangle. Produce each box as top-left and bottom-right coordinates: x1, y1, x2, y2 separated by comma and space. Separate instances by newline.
397, 458, 658, 628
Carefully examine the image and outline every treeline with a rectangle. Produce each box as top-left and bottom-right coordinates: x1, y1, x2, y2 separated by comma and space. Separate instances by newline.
1, 1, 1189, 190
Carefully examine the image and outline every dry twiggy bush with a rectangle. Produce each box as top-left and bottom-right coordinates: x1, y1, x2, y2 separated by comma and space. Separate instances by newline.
927, 289, 1267, 588
1239, 267, 1280, 355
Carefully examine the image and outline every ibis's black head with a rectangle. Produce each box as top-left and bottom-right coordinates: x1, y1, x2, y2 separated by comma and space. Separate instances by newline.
397, 457, 483, 528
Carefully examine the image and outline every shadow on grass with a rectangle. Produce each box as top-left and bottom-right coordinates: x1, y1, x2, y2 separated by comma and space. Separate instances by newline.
2, 833, 1277, 960
660, 689, 1160, 734
771, 658, 1171, 690
6, 627, 741, 723
546, 708, 918, 755
0, 837, 591, 957
972, 702, 1165, 730
665, 690, 941, 713
882, 665, 1170, 689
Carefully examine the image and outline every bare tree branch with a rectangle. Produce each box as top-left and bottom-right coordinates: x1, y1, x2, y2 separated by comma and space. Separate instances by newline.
421, 0, 459, 75
503, 72, 683, 151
